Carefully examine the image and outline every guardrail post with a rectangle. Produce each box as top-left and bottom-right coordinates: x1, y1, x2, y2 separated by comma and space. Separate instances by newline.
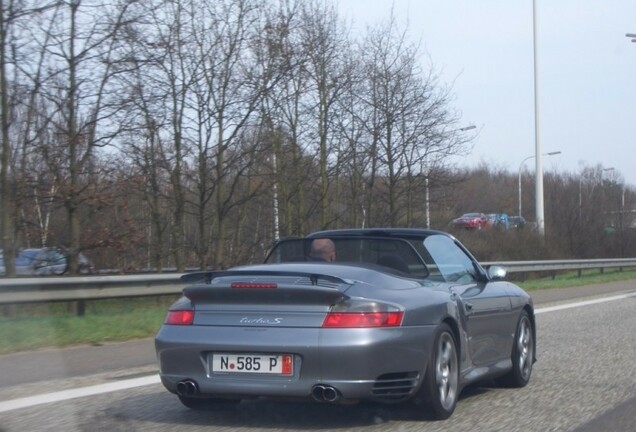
77, 300, 86, 317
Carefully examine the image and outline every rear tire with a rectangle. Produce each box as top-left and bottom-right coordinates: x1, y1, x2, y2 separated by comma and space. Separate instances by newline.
418, 323, 459, 420
499, 310, 534, 387
178, 395, 241, 410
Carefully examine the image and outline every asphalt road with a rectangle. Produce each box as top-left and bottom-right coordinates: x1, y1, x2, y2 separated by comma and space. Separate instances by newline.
0, 280, 634, 432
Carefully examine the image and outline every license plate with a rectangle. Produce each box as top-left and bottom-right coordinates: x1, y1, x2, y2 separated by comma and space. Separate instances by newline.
212, 353, 293, 375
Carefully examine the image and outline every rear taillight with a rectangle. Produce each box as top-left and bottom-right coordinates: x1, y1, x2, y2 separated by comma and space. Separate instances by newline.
322, 299, 404, 328
165, 310, 194, 325
322, 311, 404, 328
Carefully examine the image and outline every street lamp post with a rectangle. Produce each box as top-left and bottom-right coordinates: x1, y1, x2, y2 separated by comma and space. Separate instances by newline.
425, 175, 430, 228
518, 156, 534, 219
579, 166, 614, 219
272, 153, 280, 242
518, 151, 561, 219
532, 0, 545, 235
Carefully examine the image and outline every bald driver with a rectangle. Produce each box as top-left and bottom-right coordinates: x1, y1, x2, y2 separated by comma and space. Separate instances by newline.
309, 238, 336, 262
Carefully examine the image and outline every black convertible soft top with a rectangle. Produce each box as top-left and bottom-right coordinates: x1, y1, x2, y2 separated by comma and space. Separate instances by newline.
266, 229, 488, 283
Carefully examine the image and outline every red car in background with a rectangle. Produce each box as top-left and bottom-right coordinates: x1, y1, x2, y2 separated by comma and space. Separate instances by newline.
452, 213, 489, 230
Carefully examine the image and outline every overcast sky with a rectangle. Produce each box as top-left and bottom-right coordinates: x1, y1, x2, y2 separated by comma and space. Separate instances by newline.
337, 0, 636, 186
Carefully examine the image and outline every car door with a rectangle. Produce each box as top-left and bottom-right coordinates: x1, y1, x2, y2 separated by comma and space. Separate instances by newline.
453, 281, 513, 366
423, 235, 513, 367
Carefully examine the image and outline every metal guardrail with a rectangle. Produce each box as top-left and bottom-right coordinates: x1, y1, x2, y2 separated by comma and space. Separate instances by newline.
0, 274, 182, 304
1, 258, 636, 306
481, 258, 636, 274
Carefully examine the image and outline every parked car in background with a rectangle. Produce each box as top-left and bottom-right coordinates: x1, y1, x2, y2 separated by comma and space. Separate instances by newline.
16, 248, 68, 275
452, 212, 489, 230
0, 249, 46, 276
509, 216, 527, 230
486, 213, 510, 230
0, 248, 94, 276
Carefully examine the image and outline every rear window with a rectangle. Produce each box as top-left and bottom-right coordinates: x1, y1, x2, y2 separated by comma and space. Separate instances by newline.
266, 237, 428, 278
266, 234, 481, 284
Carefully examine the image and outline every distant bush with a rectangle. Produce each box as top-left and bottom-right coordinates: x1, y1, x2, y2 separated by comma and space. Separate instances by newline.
449, 228, 566, 262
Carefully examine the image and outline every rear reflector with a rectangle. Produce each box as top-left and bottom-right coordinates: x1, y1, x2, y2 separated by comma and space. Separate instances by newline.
282, 354, 293, 375
165, 310, 195, 325
322, 311, 404, 328
231, 282, 278, 289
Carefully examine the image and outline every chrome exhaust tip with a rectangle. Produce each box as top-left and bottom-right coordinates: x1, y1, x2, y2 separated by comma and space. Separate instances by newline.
311, 384, 340, 402
176, 379, 198, 396
311, 385, 326, 401
322, 386, 339, 402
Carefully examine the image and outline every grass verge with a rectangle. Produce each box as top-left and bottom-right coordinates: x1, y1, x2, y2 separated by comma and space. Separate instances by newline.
0, 296, 177, 355
517, 268, 636, 291
1, 269, 635, 355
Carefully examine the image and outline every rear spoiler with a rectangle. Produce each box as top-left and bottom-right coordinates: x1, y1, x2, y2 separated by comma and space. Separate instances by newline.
181, 270, 353, 305
180, 270, 353, 286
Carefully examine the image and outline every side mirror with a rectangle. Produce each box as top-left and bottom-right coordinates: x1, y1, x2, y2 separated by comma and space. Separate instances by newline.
487, 265, 507, 281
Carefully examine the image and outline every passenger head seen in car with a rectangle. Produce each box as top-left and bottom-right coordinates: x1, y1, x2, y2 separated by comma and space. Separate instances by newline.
309, 238, 336, 262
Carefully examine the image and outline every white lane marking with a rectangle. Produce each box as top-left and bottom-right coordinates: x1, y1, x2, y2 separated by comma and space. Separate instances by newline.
535, 293, 634, 314
0, 292, 633, 414
0, 374, 160, 414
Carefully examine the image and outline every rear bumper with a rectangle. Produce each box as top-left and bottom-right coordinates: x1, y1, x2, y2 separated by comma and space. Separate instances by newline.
155, 324, 436, 402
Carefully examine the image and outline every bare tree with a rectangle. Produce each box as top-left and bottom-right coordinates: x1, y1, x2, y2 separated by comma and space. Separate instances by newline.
0, 0, 539, 272
0, 0, 16, 275
333, 59, 369, 228
116, 0, 201, 272
18, 0, 140, 273
192, 0, 274, 268
259, 0, 313, 237
299, 1, 351, 228
358, 15, 468, 227
0, 1, 62, 276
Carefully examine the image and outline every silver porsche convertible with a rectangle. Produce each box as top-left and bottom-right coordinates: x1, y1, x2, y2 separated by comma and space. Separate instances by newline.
155, 228, 536, 420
